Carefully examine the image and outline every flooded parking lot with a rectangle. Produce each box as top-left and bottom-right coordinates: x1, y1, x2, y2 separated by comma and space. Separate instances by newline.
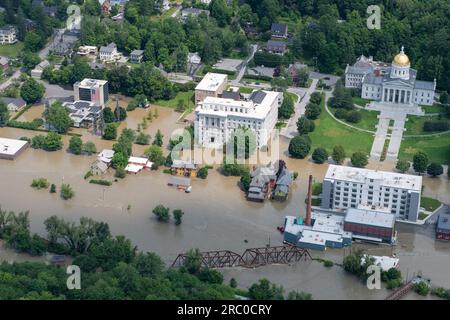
0, 105, 449, 299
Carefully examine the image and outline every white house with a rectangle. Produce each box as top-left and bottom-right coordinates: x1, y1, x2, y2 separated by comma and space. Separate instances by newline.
0, 26, 17, 44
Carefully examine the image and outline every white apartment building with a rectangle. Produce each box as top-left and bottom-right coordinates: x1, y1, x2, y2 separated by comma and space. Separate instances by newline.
0, 26, 17, 45
321, 165, 422, 222
195, 73, 228, 104
195, 90, 283, 148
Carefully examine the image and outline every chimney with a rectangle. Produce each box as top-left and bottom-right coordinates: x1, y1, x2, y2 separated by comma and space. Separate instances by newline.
306, 175, 313, 226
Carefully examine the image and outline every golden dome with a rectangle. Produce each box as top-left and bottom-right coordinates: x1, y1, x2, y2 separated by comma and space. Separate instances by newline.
393, 46, 410, 66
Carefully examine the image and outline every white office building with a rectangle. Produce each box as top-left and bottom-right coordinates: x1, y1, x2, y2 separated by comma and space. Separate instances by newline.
0, 26, 17, 45
195, 90, 283, 148
321, 165, 422, 222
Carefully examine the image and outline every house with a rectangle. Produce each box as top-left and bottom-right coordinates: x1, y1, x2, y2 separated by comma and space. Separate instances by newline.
77, 46, 98, 56
243, 24, 258, 37
436, 213, 450, 242
31, 60, 50, 79
90, 160, 108, 176
125, 156, 153, 174
272, 166, 293, 201
266, 40, 287, 56
168, 176, 191, 190
62, 100, 102, 128
247, 163, 277, 202
287, 63, 308, 82
0, 56, 9, 70
188, 52, 201, 65
271, 23, 288, 38
181, 7, 210, 20
130, 50, 144, 63
1, 97, 27, 112
99, 43, 122, 63
0, 25, 17, 45
171, 159, 200, 177
98, 149, 115, 165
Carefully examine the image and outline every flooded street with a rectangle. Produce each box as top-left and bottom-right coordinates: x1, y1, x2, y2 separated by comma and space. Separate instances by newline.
0, 104, 449, 299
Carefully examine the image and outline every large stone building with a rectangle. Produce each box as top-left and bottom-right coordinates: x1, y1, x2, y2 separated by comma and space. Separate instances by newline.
194, 73, 228, 104
195, 90, 283, 149
321, 165, 422, 222
345, 47, 436, 106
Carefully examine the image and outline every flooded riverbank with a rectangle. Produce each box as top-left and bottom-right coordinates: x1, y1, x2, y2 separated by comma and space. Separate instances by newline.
0, 105, 449, 299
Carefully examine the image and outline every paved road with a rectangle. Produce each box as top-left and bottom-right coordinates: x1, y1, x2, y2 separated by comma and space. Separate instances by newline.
370, 116, 390, 160
0, 69, 21, 91
280, 78, 318, 138
386, 114, 406, 160
230, 44, 258, 86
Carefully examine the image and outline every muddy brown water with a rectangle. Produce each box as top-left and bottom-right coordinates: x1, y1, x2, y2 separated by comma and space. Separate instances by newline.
0, 105, 449, 299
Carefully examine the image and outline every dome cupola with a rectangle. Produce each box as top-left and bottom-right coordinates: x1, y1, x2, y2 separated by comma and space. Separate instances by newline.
390, 46, 410, 80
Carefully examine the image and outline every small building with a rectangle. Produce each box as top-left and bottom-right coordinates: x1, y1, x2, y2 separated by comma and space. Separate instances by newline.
90, 160, 108, 176
271, 23, 288, 38
98, 149, 115, 165
0, 137, 29, 160
266, 40, 287, 56
195, 72, 228, 104
1, 97, 26, 112
361, 255, 399, 272
168, 176, 191, 190
436, 213, 450, 242
188, 52, 201, 65
62, 29, 80, 44
272, 166, 293, 201
125, 156, 153, 174
77, 46, 98, 56
344, 207, 396, 244
247, 163, 277, 202
130, 50, 144, 63
99, 42, 122, 63
31, 60, 50, 79
0, 25, 17, 45
171, 159, 199, 177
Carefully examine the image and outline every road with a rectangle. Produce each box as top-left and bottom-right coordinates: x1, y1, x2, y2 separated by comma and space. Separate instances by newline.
0, 69, 21, 91
230, 44, 258, 86
280, 78, 318, 138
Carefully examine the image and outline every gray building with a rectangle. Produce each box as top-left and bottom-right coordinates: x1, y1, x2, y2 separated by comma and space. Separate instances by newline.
321, 165, 422, 222
266, 40, 287, 55
130, 50, 144, 63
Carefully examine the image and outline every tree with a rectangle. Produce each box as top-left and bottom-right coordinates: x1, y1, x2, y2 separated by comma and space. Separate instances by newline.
60, 184, 74, 200
135, 132, 150, 145
103, 123, 118, 140
312, 148, 329, 164
144, 145, 165, 168
102, 107, 115, 123
22, 52, 40, 70
114, 105, 127, 122
153, 129, 164, 147
305, 103, 321, 120
23, 32, 43, 52
43, 132, 63, 151
332, 145, 346, 164
133, 252, 164, 277
20, 78, 45, 104
183, 248, 202, 275
0, 101, 9, 127
287, 291, 312, 300
68, 136, 83, 155
82, 142, 97, 155
89, 236, 136, 271
351, 152, 368, 168
427, 163, 443, 177
278, 93, 295, 119
248, 279, 284, 300
288, 135, 311, 159
440, 91, 449, 105
413, 152, 428, 174
111, 152, 128, 169
172, 209, 184, 225
197, 167, 208, 179
414, 282, 430, 296
396, 160, 410, 173
44, 102, 73, 133
296, 116, 315, 135
240, 170, 252, 192
152, 205, 170, 222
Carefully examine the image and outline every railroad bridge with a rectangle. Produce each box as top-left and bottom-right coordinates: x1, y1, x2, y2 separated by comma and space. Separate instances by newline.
171, 245, 312, 269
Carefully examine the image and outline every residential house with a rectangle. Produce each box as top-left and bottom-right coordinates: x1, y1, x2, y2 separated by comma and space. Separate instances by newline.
266, 40, 287, 56
271, 23, 288, 38
62, 100, 102, 128
31, 60, 50, 79
77, 46, 98, 56
272, 166, 293, 201
98, 149, 115, 165
125, 156, 153, 174
181, 7, 210, 20
1, 97, 27, 112
0, 26, 17, 45
99, 43, 122, 63
188, 52, 201, 65
247, 163, 277, 202
130, 50, 144, 63
171, 159, 200, 178
0, 56, 9, 70
90, 160, 108, 176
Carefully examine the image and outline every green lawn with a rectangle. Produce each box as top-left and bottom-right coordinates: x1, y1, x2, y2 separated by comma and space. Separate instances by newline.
352, 97, 371, 107
286, 92, 299, 103
154, 91, 194, 109
404, 115, 450, 136
0, 42, 24, 58
238, 87, 255, 94
421, 103, 447, 114
420, 196, 441, 212
330, 107, 379, 131
242, 77, 271, 84
310, 95, 374, 154
399, 132, 450, 165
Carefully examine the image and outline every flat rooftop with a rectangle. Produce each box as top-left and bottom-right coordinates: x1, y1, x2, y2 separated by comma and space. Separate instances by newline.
437, 213, 450, 231
0, 137, 28, 156
195, 73, 227, 92
213, 59, 243, 72
76, 78, 108, 88
345, 207, 396, 229
325, 164, 422, 191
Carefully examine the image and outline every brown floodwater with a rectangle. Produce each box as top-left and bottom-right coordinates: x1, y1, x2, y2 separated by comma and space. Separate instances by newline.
0, 105, 449, 299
